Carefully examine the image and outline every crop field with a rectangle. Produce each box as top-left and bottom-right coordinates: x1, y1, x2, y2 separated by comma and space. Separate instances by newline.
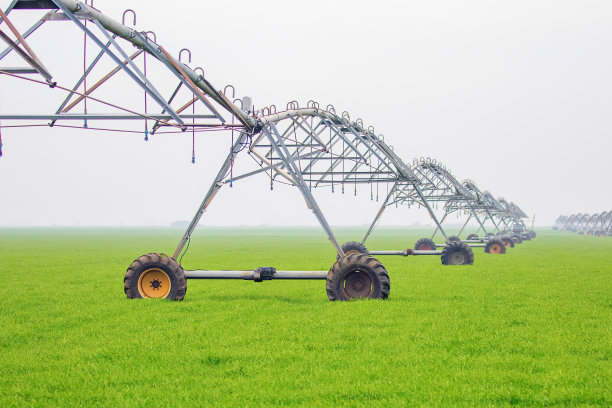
0, 228, 610, 407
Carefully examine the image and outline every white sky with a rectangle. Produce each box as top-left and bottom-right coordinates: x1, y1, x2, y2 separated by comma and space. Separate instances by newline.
0, 0, 611, 228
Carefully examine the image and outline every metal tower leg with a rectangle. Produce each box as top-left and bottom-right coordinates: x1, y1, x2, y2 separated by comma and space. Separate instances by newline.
361, 183, 398, 245
264, 124, 345, 256
471, 211, 489, 235
425, 206, 447, 241
484, 209, 500, 232
172, 132, 249, 259
412, 187, 447, 240
458, 214, 472, 237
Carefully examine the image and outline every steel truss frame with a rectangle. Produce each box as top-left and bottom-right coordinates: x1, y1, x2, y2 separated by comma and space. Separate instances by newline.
411, 159, 491, 241
344, 158, 531, 254
553, 211, 612, 236
172, 106, 458, 277
552, 215, 567, 230
494, 198, 528, 232
1, 0, 534, 295
459, 180, 505, 236
364, 158, 499, 245
0, 0, 256, 133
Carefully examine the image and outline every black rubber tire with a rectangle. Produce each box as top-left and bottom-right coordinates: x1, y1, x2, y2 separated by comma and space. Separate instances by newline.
501, 236, 514, 248
326, 253, 390, 301
513, 235, 522, 244
441, 241, 474, 265
414, 237, 436, 251
466, 233, 479, 240
523, 233, 532, 240
529, 230, 537, 239
124, 253, 187, 300
446, 235, 461, 243
485, 238, 507, 254
336, 241, 369, 260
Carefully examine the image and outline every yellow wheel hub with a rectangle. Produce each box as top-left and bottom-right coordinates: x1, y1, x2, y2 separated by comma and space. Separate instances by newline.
137, 268, 171, 298
490, 244, 502, 254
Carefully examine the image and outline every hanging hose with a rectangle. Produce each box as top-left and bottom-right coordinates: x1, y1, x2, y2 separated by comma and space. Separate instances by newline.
82, 5, 88, 129
191, 92, 195, 163
376, 156, 380, 201
329, 125, 334, 193
342, 136, 345, 194
308, 118, 312, 191
230, 117, 234, 187
144, 50, 148, 140
269, 153, 273, 191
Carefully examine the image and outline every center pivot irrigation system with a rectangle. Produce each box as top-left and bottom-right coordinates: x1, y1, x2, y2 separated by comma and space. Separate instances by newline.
0, 0, 535, 301
553, 211, 612, 236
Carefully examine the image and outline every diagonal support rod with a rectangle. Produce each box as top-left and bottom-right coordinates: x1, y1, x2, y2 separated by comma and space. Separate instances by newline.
173, 132, 250, 259
361, 182, 398, 244
54, 36, 118, 118
265, 123, 344, 256
0, 11, 52, 60
90, 17, 185, 126
0, 29, 53, 82
50, 0, 184, 126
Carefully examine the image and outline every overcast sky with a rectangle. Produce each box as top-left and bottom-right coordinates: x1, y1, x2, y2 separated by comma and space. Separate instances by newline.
0, 0, 610, 229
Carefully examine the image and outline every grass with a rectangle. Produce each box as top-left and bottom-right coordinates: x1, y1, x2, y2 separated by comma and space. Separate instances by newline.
0, 228, 610, 407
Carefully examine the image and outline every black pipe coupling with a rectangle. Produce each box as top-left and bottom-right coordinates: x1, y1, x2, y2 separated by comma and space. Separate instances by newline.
253, 267, 276, 282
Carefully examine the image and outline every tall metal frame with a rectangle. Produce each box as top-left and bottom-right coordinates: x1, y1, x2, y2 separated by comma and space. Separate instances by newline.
174, 105, 429, 262
0, 0, 254, 132
553, 211, 612, 236
1, 0, 536, 300
460, 180, 504, 236
350, 157, 531, 257
371, 158, 495, 243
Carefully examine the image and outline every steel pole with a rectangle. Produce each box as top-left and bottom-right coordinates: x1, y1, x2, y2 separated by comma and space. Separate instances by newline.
172, 132, 249, 259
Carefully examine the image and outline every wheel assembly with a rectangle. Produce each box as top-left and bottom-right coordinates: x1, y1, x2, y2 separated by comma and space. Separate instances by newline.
124, 253, 187, 300
441, 241, 474, 265
326, 253, 390, 301
446, 235, 461, 243
466, 233, 479, 240
501, 236, 514, 248
485, 238, 506, 254
337, 241, 369, 260
512, 234, 523, 244
414, 237, 436, 251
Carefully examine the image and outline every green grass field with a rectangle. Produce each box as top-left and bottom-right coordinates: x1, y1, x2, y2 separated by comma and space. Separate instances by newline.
0, 228, 610, 407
